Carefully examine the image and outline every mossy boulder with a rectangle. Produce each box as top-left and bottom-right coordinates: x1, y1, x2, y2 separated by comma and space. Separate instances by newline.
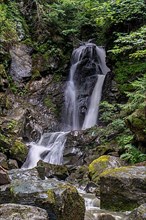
36, 160, 69, 180
0, 177, 85, 220
125, 108, 146, 150
99, 166, 146, 211
0, 153, 8, 169
10, 139, 28, 163
89, 155, 122, 183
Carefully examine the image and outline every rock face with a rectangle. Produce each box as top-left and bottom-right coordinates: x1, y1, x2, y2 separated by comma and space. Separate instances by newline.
127, 203, 146, 220
0, 168, 85, 220
0, 203, 49, 220
10, 44, 32, 82
100, 166, 146, 211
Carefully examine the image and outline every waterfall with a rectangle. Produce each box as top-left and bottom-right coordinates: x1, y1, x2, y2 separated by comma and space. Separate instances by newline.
22, 42, 109, 169
82, 74, 105, 129
64, 43, 110, 130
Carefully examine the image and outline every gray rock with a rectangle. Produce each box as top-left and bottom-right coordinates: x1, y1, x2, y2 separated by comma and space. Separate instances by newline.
100, 166, 146, 211
36, 160, 69, 180
0, 203, 49, 220
8, 159, 19, 169
127, 203, 146, 220
0, 153, 8, 170
10, 44, 32, 82
0, 166, 10, 185
0, 169, 85, 220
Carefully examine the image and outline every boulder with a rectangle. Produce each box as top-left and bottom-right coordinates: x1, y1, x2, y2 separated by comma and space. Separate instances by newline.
0, 153, 8, 169
7, 159, 19, 169
100, 166, 146, 211
36, 160, 69, 180
127, 203, 146, 220
63, 128, 113, 166
0, 166, 10, 185
89, 155, 122, 183
10, 44, 32, 82
0, 168, 85, 220
0, 203, 49, 220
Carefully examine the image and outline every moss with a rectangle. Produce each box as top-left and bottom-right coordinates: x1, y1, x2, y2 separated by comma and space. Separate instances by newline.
43, 95, 57, 114
100, 166, 129, 177
47, 190, 56, 204
10, 140, 28, 163
7, 120, 17, 131
89, 155, 112, 183
31, 70, 41, 80
89, 155, 110, 172
0, 64, 7, 78
101, 199, 139, 212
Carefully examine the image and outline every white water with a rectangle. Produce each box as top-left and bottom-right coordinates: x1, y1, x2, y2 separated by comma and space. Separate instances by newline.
82, 74, 105, 129
23, 42, 110, 169
22, 132, 67, 168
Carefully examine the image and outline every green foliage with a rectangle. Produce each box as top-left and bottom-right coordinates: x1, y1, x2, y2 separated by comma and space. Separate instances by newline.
114, 61, 146, 92
109, 26, 146, 59
107, 119, 125, 133
0, 3, 18, 51
123, 73, 146, 113
7, 76, 28, 96
95, 0, 146, 29
120, 144, 146, 164
99, 101, 120, 124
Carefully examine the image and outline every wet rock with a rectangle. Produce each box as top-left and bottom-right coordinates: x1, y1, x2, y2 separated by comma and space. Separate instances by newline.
100, 166, 146, 211
8, 159, 19, 169
8, 167, 42, 182
97, 214, 115, 220
89, 155, 122, 183
127, 203, 146, 220
0, 166, 10, 185
0, 170, 85, 220
67, 165, 89, 187
84, 181, 99, 194
0, 203, 49, 220
10, 140, 28, 163
0, 153, 8, 169
36, 160, 69, 180
10, 44, 32, 82
63, 128, 109, 166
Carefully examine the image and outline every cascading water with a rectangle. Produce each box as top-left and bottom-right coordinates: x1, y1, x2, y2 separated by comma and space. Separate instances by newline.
22, 42, 110, 169
64, 43, 110, 130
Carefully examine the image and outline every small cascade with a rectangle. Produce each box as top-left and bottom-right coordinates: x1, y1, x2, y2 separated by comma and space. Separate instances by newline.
22, 132, 67, 169
23, 42, 110, 169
